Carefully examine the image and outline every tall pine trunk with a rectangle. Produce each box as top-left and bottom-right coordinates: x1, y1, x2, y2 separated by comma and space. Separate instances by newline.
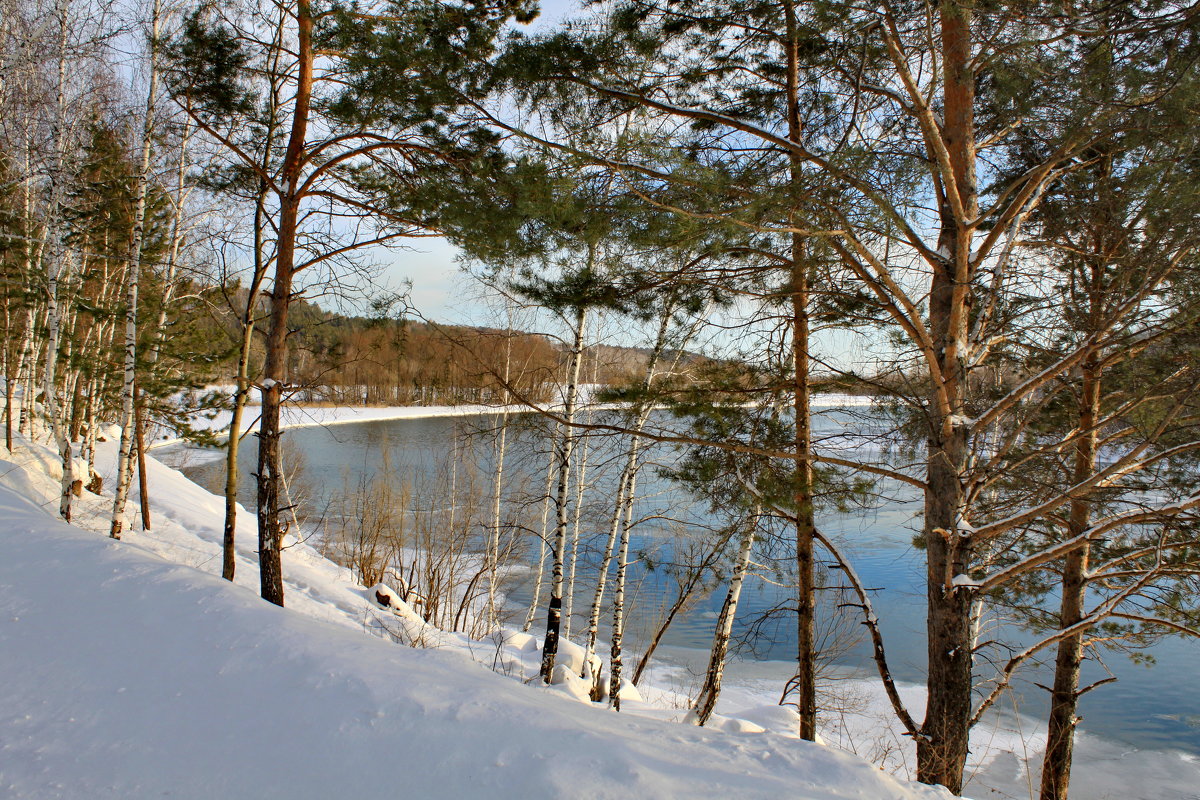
789, 244, 817, 739
223, 9, 283, 580
915, 4, 979, 791
1039, 164, 1110, 799
1039, 357, 1099, 800
256, 0, 313, 606
223, 177, 271, 581
783, 0, 817, 739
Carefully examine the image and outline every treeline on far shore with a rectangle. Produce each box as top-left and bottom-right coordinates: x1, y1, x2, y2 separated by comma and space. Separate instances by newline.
207, 290, 694, 407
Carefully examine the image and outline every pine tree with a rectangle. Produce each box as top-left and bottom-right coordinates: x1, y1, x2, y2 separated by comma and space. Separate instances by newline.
166, 0, 536, 605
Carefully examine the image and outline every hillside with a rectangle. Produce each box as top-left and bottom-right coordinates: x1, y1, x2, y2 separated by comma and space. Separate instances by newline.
0, 435, 949, 800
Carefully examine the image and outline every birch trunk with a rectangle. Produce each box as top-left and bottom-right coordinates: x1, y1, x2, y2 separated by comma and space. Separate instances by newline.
3, 287, 12, 451
563, 413, 590, 640
43, 2, 74, 521
584, 307, 674, 670
110, 0, 161, 538
584, 463, 630, 663
690, 509, 758, 725
14, 107, 36, 443
486, 306, 514, 627
607, 464, 639, 710
82, 373, 99, 489
538, 302, 589, 681
522, 454, 556, 632
564, 331, 601, 640
16, 304, 34, 439
132, 119, 194, 532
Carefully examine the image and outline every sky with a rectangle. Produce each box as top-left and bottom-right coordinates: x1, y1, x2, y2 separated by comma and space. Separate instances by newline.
371, 0, 878, 374
374, 0, 579, 325
378, 238, 473, 323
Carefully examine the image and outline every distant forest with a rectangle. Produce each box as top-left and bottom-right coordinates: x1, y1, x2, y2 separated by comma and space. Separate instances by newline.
197, 288, 671, 406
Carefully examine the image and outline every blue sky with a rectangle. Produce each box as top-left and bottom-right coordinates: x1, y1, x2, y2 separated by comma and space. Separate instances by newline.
374, 0, 579, 324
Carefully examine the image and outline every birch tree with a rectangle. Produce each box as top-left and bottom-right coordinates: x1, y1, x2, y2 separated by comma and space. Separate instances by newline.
110, 0, 163, 538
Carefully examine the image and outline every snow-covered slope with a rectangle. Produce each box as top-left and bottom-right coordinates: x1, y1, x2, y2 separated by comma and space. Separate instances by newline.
0, 442, 950, 800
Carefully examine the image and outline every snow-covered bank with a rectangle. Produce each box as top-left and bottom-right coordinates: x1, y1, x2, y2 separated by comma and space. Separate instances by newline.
4, 423, 1196, 800
149, 391, 876, 448
0, 439, 949, 800
149, 401, 533, 448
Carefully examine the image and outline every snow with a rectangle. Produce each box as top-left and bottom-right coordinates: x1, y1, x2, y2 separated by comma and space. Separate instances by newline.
0, 434, 952, 800
150, 402, 536, 447
150, 392, 880, 447
4, 415, 1197, 800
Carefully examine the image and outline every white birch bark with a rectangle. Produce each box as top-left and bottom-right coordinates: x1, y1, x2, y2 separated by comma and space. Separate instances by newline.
585, 461, 630, 661
607, 462, 640, 710
42, 0, 74, 520
16, 304, 34, 439
522, 454, 556, 632
584, 308, 675, 665
562, 409, 591, 640
689, 509, 759, 726
486, 301, 515, 629
109, 0, 161, 539
538, 303, 589, 681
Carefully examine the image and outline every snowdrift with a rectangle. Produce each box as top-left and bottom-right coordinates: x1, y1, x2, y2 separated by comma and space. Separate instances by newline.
0, 449, 949, 799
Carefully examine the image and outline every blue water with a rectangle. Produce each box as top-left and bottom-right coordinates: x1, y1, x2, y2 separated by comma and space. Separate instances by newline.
163, 408, 1200, 754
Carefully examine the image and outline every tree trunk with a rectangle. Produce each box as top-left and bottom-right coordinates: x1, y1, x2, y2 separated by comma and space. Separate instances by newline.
256, 0, 313, 606
222, 5, 284, 581
16, 304, 34, 440
585, 460, 631, 662
224, 176, 271, 582
42, 1, 74, 521
790, 242, 817, 739
486, 308, 514, 628
585, 307, 672, 686
691, 509, 758, 725
109, 0, 161, 538
1039, 228, 1106, 800
3, 286, 13, 452
563, 408, 591, 640
135, 387, 151, 530
782, 0, 818, 739
608, 462, 637, 709
539, 303, 588, 680
915, 4, 978, 791
522, 454, 556, 632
